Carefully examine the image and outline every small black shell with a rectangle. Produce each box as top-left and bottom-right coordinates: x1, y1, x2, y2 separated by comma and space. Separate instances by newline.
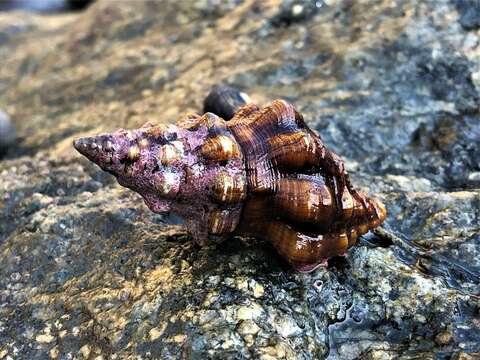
203, 84, 249, 121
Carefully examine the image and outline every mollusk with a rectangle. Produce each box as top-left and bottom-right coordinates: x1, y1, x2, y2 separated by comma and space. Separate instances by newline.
74, 87, 386, 272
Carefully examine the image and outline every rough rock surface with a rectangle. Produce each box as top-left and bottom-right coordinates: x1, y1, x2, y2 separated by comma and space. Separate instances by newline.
0, 1, 479, 359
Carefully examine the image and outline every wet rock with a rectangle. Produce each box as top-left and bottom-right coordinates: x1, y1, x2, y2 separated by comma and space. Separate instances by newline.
416, 54, 479, 114
453, 0, 480, 30
0, 109, 15, 157
412, 113, 480, 189
0, 0, 479, 359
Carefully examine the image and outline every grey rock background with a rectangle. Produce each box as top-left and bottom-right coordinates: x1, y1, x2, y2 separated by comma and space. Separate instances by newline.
0, 0, 479, 359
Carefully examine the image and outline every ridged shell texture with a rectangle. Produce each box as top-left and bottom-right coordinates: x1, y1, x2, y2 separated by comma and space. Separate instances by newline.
74, 96, 386, 272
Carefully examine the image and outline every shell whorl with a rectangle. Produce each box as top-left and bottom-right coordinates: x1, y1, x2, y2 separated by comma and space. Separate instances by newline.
223, 99, 386, 270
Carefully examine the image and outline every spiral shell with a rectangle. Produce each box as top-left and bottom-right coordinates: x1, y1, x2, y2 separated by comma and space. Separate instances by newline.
74, 88, 386, 272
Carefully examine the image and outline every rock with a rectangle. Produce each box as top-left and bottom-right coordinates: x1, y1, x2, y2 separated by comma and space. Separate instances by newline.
79, 344, 91, 359
236, 303, 264, 321
237, 320, 260, 336
0, 1, 479, 359
453, 0, 480, 30
0, 109, 15, 157
35, 334, 55, 343
435, 330, 453, 346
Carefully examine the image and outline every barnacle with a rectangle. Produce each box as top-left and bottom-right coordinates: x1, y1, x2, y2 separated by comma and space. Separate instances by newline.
74, 87, 386, 272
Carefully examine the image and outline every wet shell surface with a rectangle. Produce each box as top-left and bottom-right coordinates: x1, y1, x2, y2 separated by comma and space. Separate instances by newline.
74, 88, 386, 272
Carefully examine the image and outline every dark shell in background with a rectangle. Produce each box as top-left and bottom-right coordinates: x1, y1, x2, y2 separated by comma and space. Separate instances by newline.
0, 0, 92, 13
0, 109, 16, 158
203, 84, 250, 121
74, 85, 386, 272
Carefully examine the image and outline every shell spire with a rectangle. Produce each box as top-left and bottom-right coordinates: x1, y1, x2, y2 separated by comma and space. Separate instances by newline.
74, 86, 386, 272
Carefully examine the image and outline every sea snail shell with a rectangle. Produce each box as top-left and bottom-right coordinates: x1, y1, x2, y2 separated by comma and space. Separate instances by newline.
74, 85, 386, 272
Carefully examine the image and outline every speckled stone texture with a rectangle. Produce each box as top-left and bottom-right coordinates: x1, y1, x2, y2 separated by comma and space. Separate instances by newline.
0, 1, 479, 359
